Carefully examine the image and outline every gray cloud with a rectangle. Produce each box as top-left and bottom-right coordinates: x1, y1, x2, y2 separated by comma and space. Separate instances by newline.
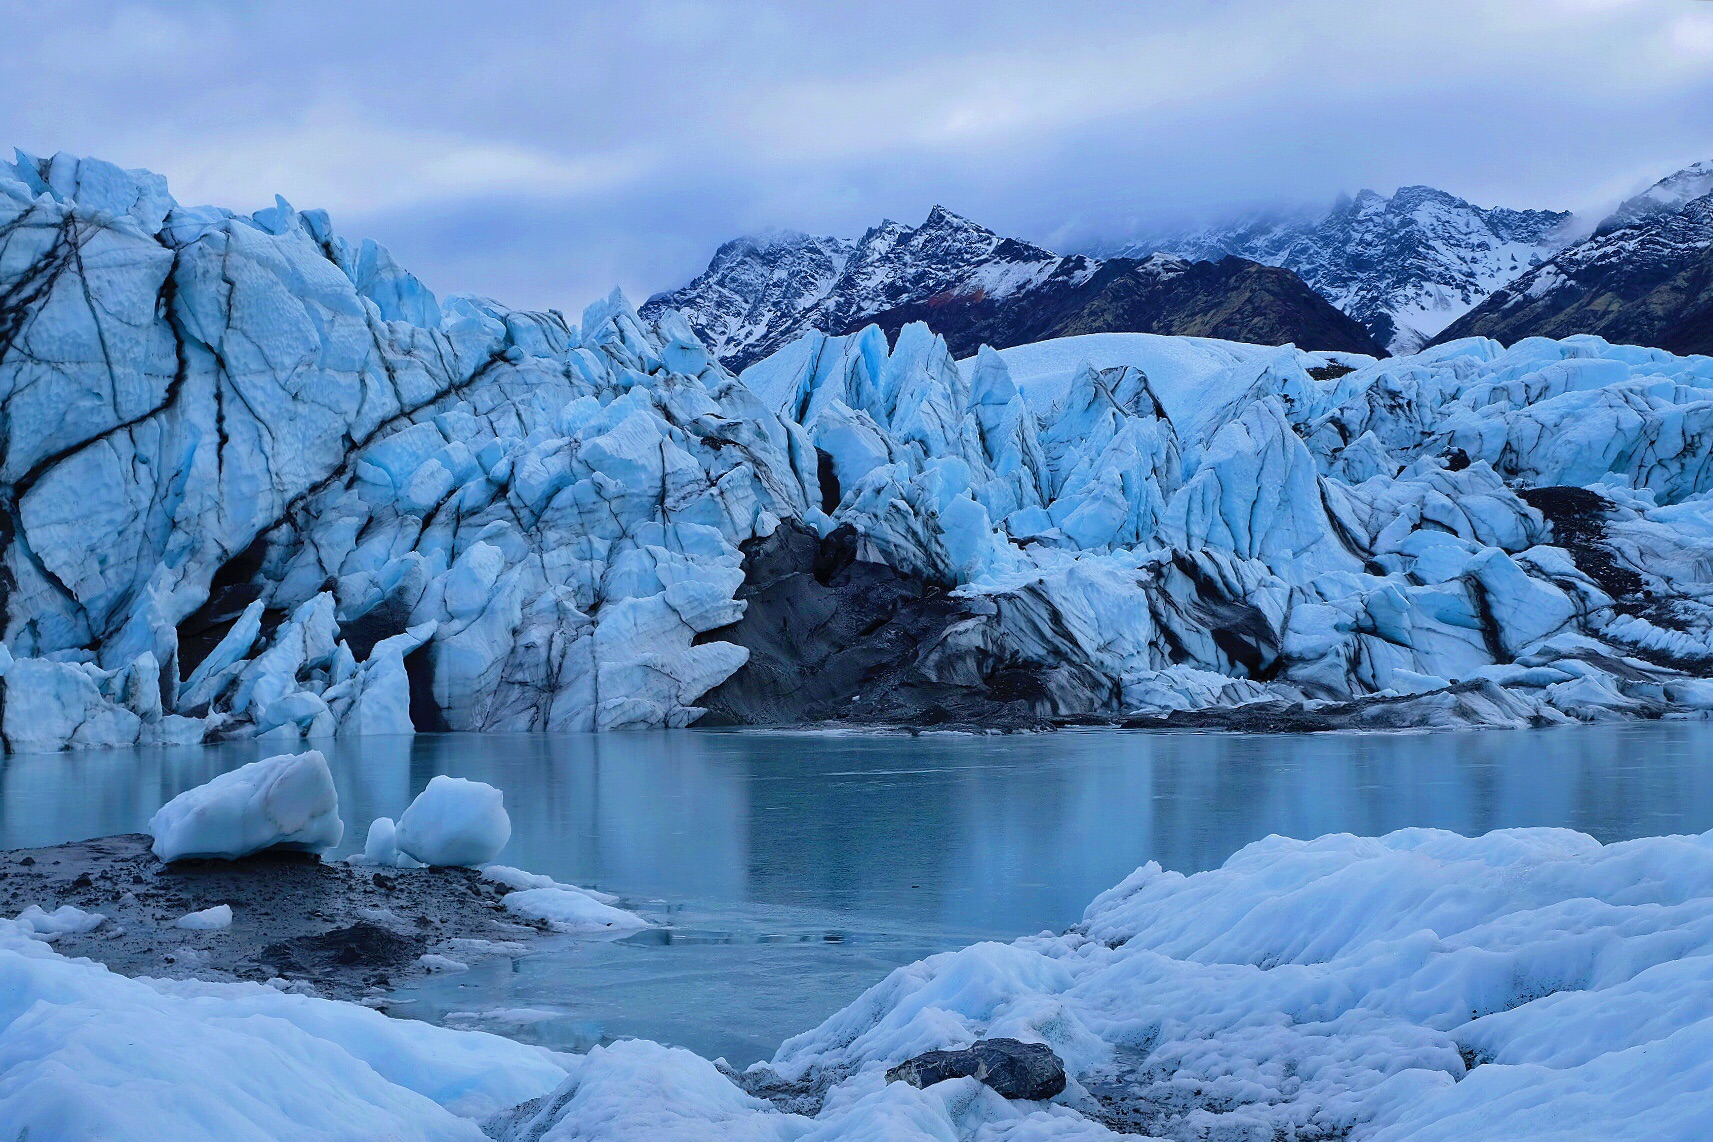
5, 0, 1711, 311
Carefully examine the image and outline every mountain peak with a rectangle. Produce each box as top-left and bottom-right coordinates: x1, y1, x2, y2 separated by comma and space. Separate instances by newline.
919, 204, 991, 235
1597, 159, 1713, 236
641, 201, 1382, 368
1091, 183, 1576, 354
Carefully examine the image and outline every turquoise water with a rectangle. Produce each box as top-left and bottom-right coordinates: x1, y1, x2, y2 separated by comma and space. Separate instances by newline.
4, 723, 1711, 1063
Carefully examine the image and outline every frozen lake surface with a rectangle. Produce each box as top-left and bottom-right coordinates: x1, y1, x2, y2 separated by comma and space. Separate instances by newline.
4, 723, 1712, 1064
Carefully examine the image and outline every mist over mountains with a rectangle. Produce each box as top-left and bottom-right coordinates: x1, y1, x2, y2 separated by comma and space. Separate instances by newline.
650, 161, 1713, 368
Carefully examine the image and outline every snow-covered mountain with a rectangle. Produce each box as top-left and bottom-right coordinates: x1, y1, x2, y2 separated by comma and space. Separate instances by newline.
646, 229, 857, 368
1438, 182, 1713, 356
1100, 186, 1575, 354
11, 151, 1713, 752
1595, 159, 1713, 236
643, 206, 1382, 369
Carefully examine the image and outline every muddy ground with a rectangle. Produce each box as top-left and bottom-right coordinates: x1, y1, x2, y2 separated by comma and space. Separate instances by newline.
0, 833, 557, 1005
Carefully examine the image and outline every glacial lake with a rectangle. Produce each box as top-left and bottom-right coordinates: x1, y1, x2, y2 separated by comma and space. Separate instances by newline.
4, 723, 1713, 1064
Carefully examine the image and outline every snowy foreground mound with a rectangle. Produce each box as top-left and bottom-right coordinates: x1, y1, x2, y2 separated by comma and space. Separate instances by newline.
6, 827, 1711, 1138
7, 152, 1713, 748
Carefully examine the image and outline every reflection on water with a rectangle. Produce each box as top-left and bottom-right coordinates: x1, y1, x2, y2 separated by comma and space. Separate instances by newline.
4, 723, 1712, 1062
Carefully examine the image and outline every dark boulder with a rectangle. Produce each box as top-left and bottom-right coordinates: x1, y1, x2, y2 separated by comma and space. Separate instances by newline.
885, 1038, 1067, 1101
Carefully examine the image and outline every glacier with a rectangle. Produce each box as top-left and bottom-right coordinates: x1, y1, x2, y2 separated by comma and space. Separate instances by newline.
6, 824, 1712, 1138
6, 151, 1713, 750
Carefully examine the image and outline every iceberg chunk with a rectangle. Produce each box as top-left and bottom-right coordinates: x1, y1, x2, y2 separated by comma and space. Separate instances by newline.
13, 904, 105, 939
149, 750, 343, 862
175, 904, 233, 931
394, 775, 511, 867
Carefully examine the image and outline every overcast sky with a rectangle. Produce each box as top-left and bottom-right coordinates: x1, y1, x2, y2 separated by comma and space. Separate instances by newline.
6, 0, 1712, 312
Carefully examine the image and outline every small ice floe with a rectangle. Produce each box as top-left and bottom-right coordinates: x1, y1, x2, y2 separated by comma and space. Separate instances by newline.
175, 904, 232, 931
416, 953, 470, 974
482, 865, 620, 905
444, 1007, 560, 1030
480, 864, 642, 931
149, 750, 343, 862
445, 937, 532, 958
497, 884, 648, 933
395, 776, 511, 867
357, 816, 420, 868
13, 904, 105, 939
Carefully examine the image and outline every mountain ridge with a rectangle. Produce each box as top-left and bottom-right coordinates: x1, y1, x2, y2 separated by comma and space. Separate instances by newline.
1434, 188, 1713, 355
1095, 184, 1575, 353
643, 206, 1382, 367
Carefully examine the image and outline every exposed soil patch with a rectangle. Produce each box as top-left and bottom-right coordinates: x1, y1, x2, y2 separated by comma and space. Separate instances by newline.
0, 833, 549, 1004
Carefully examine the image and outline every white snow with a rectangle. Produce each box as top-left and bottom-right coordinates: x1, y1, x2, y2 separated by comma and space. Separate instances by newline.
1598, 159, 1713, 234
0, 913, 567, 1139
12, 904, 105, 939
1104, 185, 1576, 354
175, 904, 233, 931
148, 750, 343, 862
7, 826, 1713, 1137
501, 885, 649, 934
395, 776, 511, 867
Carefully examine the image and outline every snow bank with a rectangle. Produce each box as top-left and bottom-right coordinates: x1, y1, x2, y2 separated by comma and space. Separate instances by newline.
0, 915, 567, 1140
149, 750, 343, 862
746, 826, 1713, 1140
396, 776, 511, 867
6, 826, 1713, 1138
501, 885, 648, 934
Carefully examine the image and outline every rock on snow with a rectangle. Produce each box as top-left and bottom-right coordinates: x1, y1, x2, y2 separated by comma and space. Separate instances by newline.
8, 150, 1713, 745
149, 750, 343, 862
395, 775, 511, 868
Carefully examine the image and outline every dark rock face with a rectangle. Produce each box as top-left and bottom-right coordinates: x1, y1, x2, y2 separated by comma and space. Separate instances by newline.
1435, 192, 1713, 356
693, 521, 1116, 729
644, 206, 1384, 371
1104, 185, 1574, 354
858, 254, 1384, 361
885, 1039, 1067, 1101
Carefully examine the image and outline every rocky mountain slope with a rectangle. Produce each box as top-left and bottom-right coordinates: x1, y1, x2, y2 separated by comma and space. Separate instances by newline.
643, 206, 1382, 369
1595, 159, 1713, 236
1437, 176, 1713, 356
1103, 186, 1574, 354
9, 151, 1713, 751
